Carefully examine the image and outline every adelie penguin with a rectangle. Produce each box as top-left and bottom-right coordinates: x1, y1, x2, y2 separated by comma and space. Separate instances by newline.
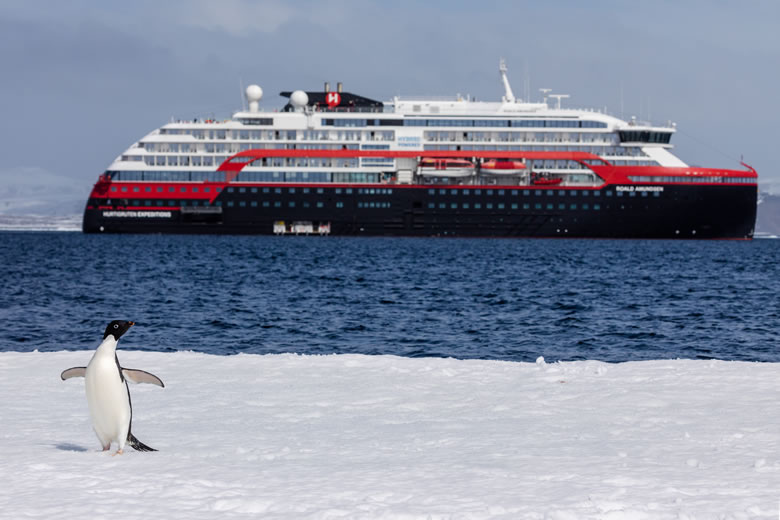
61, 320, 164, 455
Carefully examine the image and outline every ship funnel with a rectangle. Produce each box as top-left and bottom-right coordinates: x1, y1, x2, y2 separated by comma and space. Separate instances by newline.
337, 82, 343, 93
324, 82, 330, 92
245, 84, 263, 112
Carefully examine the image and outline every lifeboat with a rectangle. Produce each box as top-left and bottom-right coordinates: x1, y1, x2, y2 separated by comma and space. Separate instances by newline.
531, 174, 563, 186
481, 160, 526, 175
418, 158, 475, 177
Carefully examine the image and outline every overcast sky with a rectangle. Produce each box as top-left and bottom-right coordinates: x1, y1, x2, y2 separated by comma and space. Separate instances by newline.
1, 0, 778, 192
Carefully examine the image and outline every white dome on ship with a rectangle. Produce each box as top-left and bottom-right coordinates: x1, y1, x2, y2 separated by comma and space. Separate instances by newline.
290, 90, 309, 108
245, 84, 263, 102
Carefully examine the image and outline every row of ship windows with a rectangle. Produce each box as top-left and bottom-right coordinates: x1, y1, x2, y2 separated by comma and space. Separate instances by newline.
159, 119, 609, 135
323, 118, 608, 128
108, 170, 382, 183
101, 198, 609, 211
142, 132, 622, 152
429, 202, 603, 210
628, 176, 755, 184
107, 184, 660, 199
427, 188, 661, 198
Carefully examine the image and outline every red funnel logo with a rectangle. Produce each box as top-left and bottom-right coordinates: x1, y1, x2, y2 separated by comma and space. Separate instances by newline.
326, 92, 341, 107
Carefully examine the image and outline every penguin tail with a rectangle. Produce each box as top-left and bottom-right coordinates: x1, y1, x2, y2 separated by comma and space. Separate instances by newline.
127, 432, 157, 452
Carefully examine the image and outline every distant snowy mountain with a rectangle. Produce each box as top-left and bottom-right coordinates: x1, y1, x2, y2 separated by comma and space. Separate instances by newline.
756, 191, 780, 237
0, 167, 85, 217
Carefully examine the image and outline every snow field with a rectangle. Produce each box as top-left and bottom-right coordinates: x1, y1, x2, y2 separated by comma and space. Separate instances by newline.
0, 351, 778, 519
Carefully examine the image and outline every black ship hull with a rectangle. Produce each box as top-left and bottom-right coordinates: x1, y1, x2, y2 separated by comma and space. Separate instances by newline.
83, 183, 757, 239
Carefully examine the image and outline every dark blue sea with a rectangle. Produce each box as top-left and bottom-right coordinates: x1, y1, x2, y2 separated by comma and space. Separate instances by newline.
1, 232, 777, 362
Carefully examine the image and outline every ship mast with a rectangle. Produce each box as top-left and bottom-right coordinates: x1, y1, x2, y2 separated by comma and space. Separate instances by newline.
499, 58, 516, 103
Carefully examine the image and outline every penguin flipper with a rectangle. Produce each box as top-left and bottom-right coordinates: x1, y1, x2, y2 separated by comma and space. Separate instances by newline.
127, 432, 157, 452
61, 367, 87, 380
122, 368, 165, 387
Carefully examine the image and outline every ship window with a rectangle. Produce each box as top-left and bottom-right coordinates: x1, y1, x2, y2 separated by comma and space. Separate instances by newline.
523, 190, 530, 196
570, 204, 577, 210
439, 203, 446, 209
629, 191, 636, 197
486, 203, 493, 209
474, 203, 482, 209
239, 201, 246, 207
535, 190, 542, 196
463, 203, 470, 209
275, 188, 282, 194
227, 201, 234, 207
523, 203, 530, 209
606, 191, 612, 197
204, 187, 210, 193
498, 190, 505, 196
547, 190, 554, 196
487, 190, 494, 195
303, 188, 310, 194
263, 188, 269, 193
535, 203, 542, 209
193, 187, 199, 193
336, 188, 343, 194
428, 203, 435, 209
641, 191, 648, 197
144, 200, 151, 206
111, 187, 117, 192
251, 201, 257, 207
169, 187, 175, 192
133, 186, 140, 192
439, 189, 446, 195
475, 189, 482, 195
317, 188, 324, 194
558, 190, 565, 196
346, 189, 353, 194
653, 191, 660, 197
547, 203, 554, 210
451, 189, 458, 195
582, 190, 589, 196
145, 186, 151, 192
594, 204, 601, 210
263, 201, 269, 207
428, 189, 435, 195
317, 202, 324, 208
274, 201, 281, 207
289, 201, 295, 207
498, 203, 505, 209
181, 187, 187, 193
559, 203, 566, 210
121, 187, 127, 192
511, 203, 518, 209
215, 201, 222, 206
336, 202, 344, 208
289, 188, 296, 194
617, 191, 624, 197
583, 203, 589, 210
463, 189, 470, 195
570, 191, 577, 196
451, 203, 457, 209
239, 187, 246, 193
227, 187, 234, 193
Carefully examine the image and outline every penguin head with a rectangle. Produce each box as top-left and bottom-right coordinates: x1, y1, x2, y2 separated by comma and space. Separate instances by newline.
103, 320, 135, 340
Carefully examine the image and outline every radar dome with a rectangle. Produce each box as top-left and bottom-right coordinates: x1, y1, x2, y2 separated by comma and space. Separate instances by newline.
290, 90, 309, 109
245, 84, 263, 102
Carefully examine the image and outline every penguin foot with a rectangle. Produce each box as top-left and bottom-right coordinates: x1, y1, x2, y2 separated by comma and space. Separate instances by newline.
112, 449, 124, 456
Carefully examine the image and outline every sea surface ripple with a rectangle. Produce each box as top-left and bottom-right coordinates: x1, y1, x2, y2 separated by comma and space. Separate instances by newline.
1, 232, 777, 362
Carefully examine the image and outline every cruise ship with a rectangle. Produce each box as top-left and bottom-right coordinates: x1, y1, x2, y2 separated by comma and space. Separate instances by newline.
83, 61, 757, 238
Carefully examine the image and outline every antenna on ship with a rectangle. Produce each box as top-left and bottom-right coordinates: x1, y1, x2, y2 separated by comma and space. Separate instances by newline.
499, 58, 516, 103
539, 88, 551, 105
549, 94, 569, 109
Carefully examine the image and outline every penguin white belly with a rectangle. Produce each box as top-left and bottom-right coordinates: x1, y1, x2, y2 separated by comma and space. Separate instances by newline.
85, 354, 131, 449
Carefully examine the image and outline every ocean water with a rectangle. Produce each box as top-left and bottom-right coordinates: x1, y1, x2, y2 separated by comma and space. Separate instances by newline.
1, 232, 777, 362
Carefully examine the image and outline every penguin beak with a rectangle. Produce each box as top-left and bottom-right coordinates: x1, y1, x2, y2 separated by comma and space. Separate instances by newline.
128, 321, 135, 327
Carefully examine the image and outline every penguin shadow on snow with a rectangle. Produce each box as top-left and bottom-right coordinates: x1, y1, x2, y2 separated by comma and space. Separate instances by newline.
60, 320, 165, 455
54, 443, 89, 452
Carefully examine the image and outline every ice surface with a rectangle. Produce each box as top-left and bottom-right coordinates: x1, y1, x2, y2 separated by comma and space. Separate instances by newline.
2, 351, 778, 518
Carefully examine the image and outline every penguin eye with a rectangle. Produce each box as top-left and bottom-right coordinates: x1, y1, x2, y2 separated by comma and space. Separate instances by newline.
114, 324, 119, 329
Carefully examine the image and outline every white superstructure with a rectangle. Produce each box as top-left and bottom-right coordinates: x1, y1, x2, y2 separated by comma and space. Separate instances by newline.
107, 62, 684, 186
